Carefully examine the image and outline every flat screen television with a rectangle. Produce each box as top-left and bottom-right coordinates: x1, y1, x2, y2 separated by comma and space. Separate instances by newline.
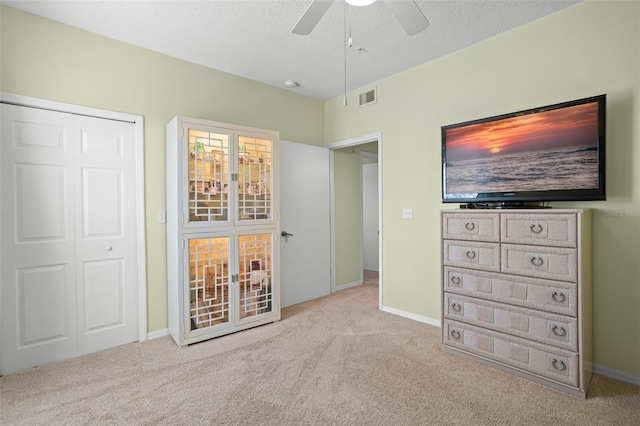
441, 94, 606, 208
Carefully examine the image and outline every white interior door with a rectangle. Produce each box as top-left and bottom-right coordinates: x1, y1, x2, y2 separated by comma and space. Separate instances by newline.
280, 141, 331, 307
1, 105, 78, 373
1, 104, 139, 374
74, 115, 139, 355
362, 161, 379, 271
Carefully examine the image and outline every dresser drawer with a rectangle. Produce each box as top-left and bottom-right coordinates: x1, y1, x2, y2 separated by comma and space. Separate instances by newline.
443, 240, 501, 272
443, 319, 580, 387
444, 294, 578, 351
502, 244, 577, 282
501, 214, 577, 248
442, 212, 500, 242
443, 267, 577, 316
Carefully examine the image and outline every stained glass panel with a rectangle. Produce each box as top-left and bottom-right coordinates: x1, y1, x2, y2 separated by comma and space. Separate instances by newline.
189, 236, 230, 330
238, 233, 273, 319
188, 129, 229, 222
238, 136, 272, 221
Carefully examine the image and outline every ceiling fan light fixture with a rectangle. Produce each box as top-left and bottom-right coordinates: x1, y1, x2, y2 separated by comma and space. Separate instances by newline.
345, 0, 377, 7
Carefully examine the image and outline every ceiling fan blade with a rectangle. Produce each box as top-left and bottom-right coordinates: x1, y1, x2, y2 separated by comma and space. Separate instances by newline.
385, 0, 430, 36
292, 0, 334, 35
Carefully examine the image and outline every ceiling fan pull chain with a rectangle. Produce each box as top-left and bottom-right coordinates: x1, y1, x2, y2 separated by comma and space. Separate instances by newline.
343, 1, 348, 106
348, 3, 353, 48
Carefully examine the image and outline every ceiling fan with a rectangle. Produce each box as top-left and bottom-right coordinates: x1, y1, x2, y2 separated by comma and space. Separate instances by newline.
292, 0, 430, 36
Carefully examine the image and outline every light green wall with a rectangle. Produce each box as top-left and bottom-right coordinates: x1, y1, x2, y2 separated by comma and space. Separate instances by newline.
0, 6, 324, 333
333, 142, 378, 286
2, 2, 639, 379
326, 1, 640, 377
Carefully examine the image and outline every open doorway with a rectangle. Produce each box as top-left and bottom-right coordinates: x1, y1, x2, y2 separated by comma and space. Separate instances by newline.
362, 151, 379, 287
327, 133, 382, 308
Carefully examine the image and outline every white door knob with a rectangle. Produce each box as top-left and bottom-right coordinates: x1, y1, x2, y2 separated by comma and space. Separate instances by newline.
105, 245, 113, 251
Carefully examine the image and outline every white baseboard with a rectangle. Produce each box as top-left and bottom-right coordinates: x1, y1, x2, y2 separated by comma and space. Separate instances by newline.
147, 328, 169, 340
381, 305, 441, 327
593, 363, 640, 386
334, 280, 363, 291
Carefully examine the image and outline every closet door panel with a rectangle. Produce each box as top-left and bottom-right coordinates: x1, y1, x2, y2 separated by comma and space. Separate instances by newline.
1, 104, 77, 374
74, 115, 139, 356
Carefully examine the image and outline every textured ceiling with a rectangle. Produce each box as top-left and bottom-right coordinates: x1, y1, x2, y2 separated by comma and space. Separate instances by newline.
4, 0, 580, 100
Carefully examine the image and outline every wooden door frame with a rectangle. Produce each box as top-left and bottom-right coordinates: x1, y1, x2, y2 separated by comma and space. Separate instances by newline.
0, 92, 148, 344
326, 132, 383, 309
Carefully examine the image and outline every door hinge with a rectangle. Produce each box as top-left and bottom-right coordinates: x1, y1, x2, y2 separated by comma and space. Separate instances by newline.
232, 173, 238, 182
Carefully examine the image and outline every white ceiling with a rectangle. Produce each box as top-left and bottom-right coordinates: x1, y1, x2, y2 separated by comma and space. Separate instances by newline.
4, 0, 580, 101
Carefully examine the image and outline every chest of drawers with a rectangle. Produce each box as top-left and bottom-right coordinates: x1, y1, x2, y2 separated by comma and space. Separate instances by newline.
441, 209, 592, 397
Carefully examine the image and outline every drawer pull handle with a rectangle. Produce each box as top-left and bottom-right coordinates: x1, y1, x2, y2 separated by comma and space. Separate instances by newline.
530, 224, 543, 234
552, 325, 567, 337
451, 275, 461, 285
551, 359, 567, 371
466, 250, 476, 259
530, 256, 543, 267
465, 222, 476, 231
450, 329, 461, 340
452, 302, 462, 312
552, 291, 566, 303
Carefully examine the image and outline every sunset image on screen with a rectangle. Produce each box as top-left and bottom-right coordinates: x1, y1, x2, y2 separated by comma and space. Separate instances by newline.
443, 101, 601, 195
445, 102, 599, 162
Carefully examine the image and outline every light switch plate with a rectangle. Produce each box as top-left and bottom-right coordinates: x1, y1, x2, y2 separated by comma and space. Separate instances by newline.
158, 210, 166, 223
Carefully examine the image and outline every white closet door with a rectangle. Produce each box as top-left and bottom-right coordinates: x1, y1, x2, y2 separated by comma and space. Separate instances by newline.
1, 105, 78, 373
1, 104, 139, 374
73, 115, 139, 355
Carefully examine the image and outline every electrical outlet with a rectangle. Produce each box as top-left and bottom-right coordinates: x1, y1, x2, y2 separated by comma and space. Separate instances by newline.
402, 208, 413, 219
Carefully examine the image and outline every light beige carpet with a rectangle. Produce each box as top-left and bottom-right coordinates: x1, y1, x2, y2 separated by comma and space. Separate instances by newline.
1, 282, 639, 425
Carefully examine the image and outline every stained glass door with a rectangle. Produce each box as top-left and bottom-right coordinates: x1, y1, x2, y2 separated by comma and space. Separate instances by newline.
187, 235, 230, 333
187, 127, 231, 225
237, 232, 275, 322
237, 133, 274, 224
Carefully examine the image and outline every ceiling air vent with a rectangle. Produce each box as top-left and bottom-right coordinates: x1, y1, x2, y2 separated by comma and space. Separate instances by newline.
359, 88, 377, 107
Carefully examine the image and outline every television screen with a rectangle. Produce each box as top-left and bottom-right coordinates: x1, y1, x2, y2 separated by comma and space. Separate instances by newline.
441, 95, 606, 207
